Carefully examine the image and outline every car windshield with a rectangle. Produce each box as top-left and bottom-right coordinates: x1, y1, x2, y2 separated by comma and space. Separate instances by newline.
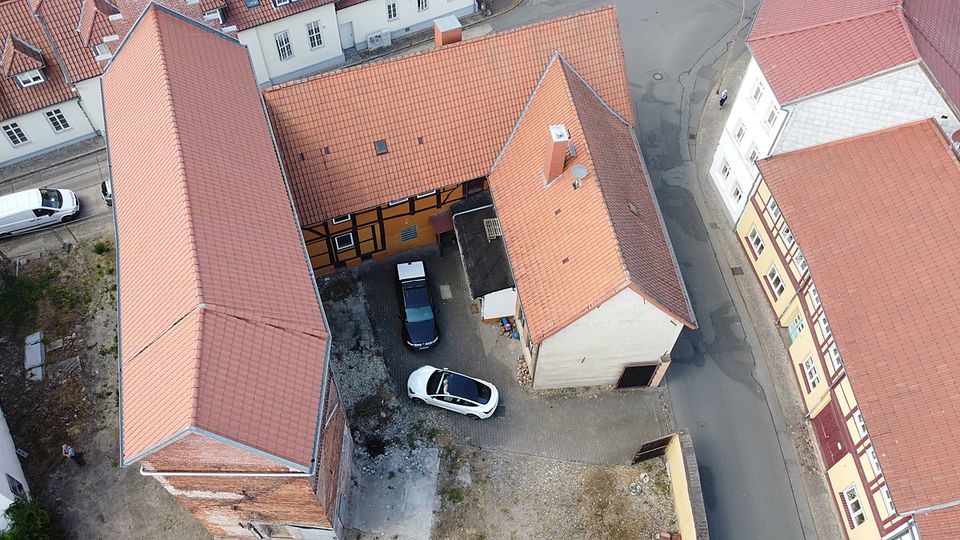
40, 189, 62, 209
403, 285, 433, 323
443, 373, 491, 405
428, 371, 444, 395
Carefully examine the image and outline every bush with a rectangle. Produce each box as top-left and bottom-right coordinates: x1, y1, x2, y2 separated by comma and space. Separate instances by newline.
0, 497, 61, 540
91, 241, 112, 255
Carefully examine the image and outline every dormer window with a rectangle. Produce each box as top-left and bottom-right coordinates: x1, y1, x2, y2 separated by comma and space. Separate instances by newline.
93, 43, 112, 61
15, 69, 44, 88
203, 8, 223, 25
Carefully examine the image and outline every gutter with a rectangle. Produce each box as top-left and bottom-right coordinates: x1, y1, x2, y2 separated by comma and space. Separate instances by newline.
139, 466, 309, 478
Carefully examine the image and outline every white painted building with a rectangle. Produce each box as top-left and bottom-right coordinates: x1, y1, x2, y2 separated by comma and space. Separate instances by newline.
335, 0, 474, 49
0, 409, 28, 531
0, 99, 97, 166
710, 2, 960, 223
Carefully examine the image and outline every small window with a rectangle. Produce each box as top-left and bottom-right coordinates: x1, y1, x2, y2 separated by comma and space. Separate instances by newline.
15, 69, 45, 88
203, 8, 223, 24
818, 313, 832, 338
803, 356, 820, 390
93, 43, 112, 60
719, 159, 731, 180
747, 145, 759, 164
843, 486, 866, 527
333, 233, 354, 251
808, 285, 821, 309
779, 225, 795, 248
765, 104, 779, 127
788, 312, 805, 341
828, 344, 842, 370
794, 250, 808, 276
734, 121, 746, 143
307, 21, 323, 49
275, 31, 293, 61
400, 226, 418, 241
766, 197, 781, 221
416, 190, 437, 199
388, 197, 408, 206
751, 82, 763, 103
853, 411, 867, 438
747, 227, 764, 256
881, 485, 895, 516
386, 1, 398, 20
417, 0, 428, 11
730, 184, 743, 203
766, 265, 785, 298
2, 123, 28, 146
331, 214, 351, 225
374, 139, 388, 155
45, 109, 70, 132
867, 447, 882, 476
5, 474, 24, 497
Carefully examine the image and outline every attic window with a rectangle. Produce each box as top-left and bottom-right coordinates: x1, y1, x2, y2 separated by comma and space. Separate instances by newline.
92, 43, 112, 61
244, 0, 260, 6
203, 8, 223, 24
374, 139, 388, 155
15, 69, 44, 88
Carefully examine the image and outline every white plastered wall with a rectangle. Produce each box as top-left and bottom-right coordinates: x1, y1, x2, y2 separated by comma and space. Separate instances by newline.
0, 409, 28, 531
74, 77, 106, 133
336, 0, 474, 49
0, 99, 96, 167
532, 288, 683, 389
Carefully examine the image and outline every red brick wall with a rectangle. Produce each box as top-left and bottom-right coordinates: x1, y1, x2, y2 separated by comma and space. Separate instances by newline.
315, 377, 352, 531
146, 432, 292, 472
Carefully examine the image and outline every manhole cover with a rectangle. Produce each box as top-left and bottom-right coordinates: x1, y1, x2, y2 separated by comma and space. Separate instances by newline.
652, 72, 664, 81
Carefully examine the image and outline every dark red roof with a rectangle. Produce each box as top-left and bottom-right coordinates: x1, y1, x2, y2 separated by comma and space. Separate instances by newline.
904, 0, 960, 108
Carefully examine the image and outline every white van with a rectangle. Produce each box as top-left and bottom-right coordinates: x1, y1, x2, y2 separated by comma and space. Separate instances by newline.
0, 188, 80, 237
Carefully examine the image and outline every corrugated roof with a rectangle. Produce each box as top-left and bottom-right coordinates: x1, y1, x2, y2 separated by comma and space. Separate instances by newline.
489, 55, 694, 343
758, 119, 960, 519
105, 5, 329, 468
263, 6, 633, 225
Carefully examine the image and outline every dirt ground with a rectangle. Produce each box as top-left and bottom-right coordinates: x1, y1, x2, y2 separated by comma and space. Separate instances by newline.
433, 448, 678, 540
0, 239, 207, 538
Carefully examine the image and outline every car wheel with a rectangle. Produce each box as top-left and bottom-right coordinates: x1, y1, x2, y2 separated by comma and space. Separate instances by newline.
466, 414, 481, 420
412, 398, 425, 405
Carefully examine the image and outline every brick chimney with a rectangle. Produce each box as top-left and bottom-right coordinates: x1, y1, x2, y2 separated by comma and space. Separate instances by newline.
545, 124, 570, 181
434, 15, 462, 48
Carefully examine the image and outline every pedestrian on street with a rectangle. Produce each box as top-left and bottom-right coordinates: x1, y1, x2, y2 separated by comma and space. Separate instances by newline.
61, 444, 84, 466
719, 89, 729, 109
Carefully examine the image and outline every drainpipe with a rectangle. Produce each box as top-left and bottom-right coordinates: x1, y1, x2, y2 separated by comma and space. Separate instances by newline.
139, 467, 310, 477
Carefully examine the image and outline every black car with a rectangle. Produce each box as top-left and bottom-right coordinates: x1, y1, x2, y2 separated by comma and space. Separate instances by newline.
397, 261, 439, 349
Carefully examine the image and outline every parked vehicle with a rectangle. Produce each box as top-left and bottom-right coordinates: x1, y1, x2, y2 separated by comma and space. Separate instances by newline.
396, 261, 440, 349
0, 188, 80, 237
101, 180, 113, 206
407, 366, 499, 419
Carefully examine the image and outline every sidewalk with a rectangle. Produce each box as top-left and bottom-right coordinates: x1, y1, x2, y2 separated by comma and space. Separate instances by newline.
692, 51, 842, 540
0, 136, 105, 185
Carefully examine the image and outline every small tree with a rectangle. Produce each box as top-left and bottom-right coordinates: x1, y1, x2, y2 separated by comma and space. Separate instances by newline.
0, 497, 61, 540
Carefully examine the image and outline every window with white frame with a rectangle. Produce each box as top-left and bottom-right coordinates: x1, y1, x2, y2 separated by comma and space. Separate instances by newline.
794, 250, 808, 276
843, 486, 867, 527
93, 43, 112, 60
386, 1, 398, 20
15, 69, 45, 87
747, 144, 759, 164
867, 447, 882, 476
417, 0, 428, 11
307, 21, 323, 49
881, 485, 895, 515
333, 232, 354, 251
730, 184, 743, 204
765, 104, 779, 128
2, 123, 28, 146
719, 159, 731, 180
203, 8, 223, 24
828, 344, 842, 370
734, 121, 746, 143
818, 313, 832, 338
275, 31, 293, 61
788, 312, 805, 341
748, 227, 765, 256
766, 197, 781, 220
767, 265, 785, 298
44, 109, 70, 132
779, 225, 795, 247
751, 81, 763, 103
853, 411, 867, 438
388, 197, 408, 206
808, 285, 821, 309
331, 214, 351, 225
803, 356, 820, 390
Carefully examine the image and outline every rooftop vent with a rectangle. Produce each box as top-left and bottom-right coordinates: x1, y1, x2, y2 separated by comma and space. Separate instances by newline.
483, 218, 502, 242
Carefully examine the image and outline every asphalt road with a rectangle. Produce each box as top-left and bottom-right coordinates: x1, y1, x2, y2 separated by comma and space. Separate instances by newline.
0, 150, 114, 258
491, 1, 815, 539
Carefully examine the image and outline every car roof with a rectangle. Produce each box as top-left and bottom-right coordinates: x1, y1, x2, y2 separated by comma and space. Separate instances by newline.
444, 373, 484, 402
397, 261, 426, 281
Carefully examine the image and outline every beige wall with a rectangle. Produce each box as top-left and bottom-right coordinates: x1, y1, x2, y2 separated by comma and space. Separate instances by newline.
828, 453, 880, 540
665, 435, 697, 539
336, 0, 474, 49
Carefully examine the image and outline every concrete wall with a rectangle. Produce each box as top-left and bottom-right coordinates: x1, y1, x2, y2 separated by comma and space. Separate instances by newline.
336, 0, 474, 49
239, 3, 343, 85
0, 409, 28, 531
665, 432, 709, 539
532, 288, 683, 389
0, 99, 97, 167
775, 64, 960, 154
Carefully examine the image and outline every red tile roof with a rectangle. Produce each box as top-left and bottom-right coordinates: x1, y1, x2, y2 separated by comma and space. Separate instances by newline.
219, 0, 335, 32
0, 0, 74, 120
758, 119, 960, 520
489, 56, 694, 343
263, 6, 633, 225
105, 5, 329, 469
914, 504, 960, 540
904, 0, 960, 108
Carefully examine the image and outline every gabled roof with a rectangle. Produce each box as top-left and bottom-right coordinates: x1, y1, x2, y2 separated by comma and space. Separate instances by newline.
0, 0, 73, 120
758, 119, 960, 524
489, 55, 695, 343
76, 0, 119, 47
748, 0, 960, 107
263, 6, 633, 225
105, 5, 329, 469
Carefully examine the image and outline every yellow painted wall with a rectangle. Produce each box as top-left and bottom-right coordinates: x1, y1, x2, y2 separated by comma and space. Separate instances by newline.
835, 378, 856, 416
786, 305, 829, 413
828, 453, 881, 540
665, 435, 699, 540
872, 487, 892, 522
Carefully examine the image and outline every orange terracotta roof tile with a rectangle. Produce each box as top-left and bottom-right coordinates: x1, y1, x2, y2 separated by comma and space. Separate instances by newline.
914, 505, 960, 540
219, 0, 335, 32
758, 119, 960, 517
77, 0, 120, 47
105, 5, 328, 469
263, 6, 633, 225
489, 56, 694, 343
1, 35, 43, 76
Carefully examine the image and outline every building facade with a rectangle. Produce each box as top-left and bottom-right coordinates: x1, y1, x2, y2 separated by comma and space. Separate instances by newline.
334, 0, 473, 50
0, 409, 28, 532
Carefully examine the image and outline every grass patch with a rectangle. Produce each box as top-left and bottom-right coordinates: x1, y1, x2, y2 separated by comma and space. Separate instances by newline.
91, 240, 112, 255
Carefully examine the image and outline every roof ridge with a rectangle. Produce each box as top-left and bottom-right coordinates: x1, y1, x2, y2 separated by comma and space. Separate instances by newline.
749, 5, 902, 42
265, 5, 617, 94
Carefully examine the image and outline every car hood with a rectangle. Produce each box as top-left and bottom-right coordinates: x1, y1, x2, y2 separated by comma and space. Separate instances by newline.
405, 319, 437, 346
407, 365, 437, 393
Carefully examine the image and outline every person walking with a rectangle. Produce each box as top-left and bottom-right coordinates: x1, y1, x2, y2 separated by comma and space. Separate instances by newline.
61, 444, 84, 466
719, 89, 729, 108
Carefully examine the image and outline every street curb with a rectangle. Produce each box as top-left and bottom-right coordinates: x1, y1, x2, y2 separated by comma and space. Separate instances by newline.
0, 144, 106, 186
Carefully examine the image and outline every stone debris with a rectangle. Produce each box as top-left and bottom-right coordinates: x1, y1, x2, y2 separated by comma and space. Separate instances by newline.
24, 331, 45, 381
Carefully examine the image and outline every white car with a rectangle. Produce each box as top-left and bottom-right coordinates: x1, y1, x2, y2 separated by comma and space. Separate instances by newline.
407, 366, 499, 419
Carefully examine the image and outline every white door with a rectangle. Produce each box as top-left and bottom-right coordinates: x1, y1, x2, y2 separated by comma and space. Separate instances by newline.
338, 22, 354, 49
